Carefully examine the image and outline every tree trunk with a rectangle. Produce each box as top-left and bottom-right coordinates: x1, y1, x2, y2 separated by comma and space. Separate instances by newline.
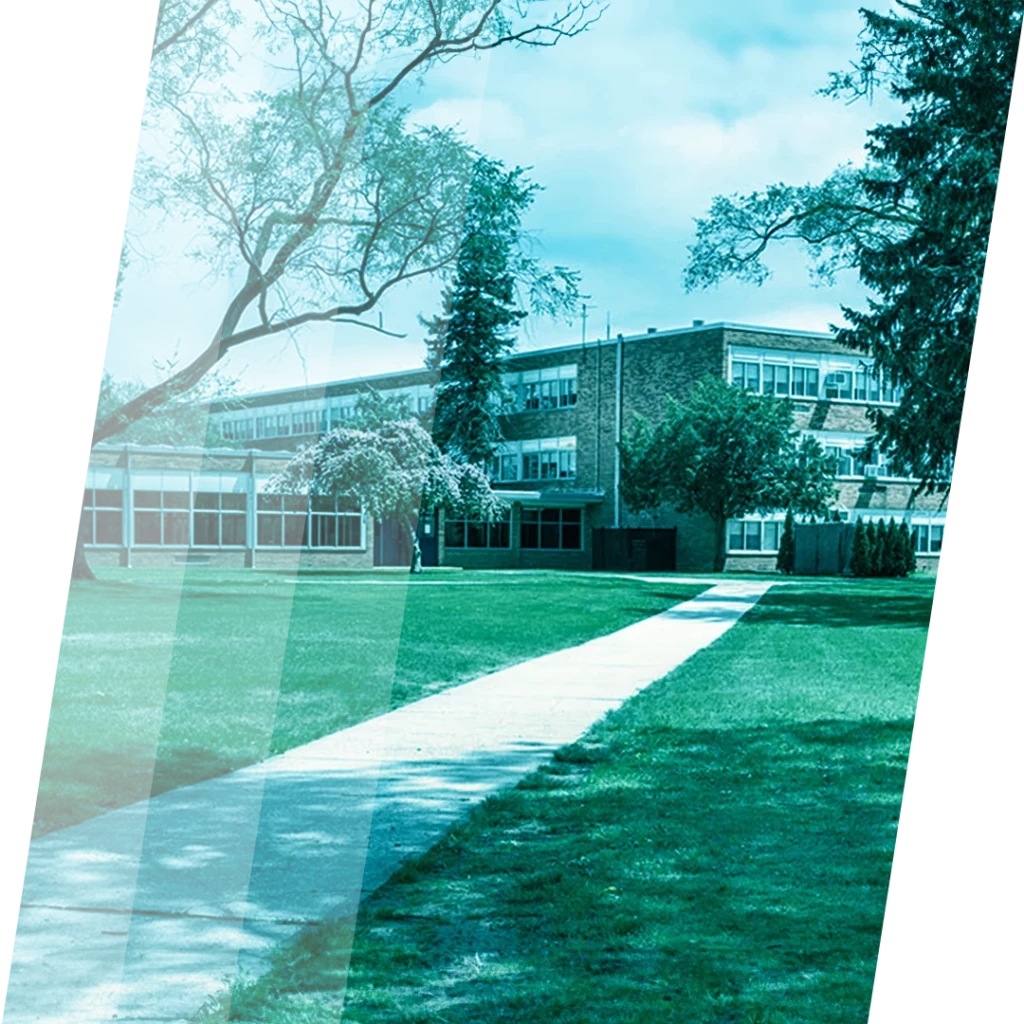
70, 528, 96, 581
712, 515, 727, 574
408, 518, 423, 574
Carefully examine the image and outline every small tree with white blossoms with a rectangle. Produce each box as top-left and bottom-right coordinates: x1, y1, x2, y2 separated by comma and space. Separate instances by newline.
273, 418, 506, 573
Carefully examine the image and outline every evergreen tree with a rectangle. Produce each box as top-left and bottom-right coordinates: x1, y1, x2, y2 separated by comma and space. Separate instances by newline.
865, 521, 880, 577
873, 520, 889, 577
776, 508, 796, 575
684, 0, 1023, 491
899, 521, 916, 577
419, 241, 528, 466
851, 517, 871, 577
881, 518, 899, 577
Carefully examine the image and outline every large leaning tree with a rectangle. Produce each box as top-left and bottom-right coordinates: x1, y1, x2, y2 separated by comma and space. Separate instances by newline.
683, 0, 1022, 494
76, 0, 603, 578
273, 417, 506, 573
620, 376, 836, 572
419, 235, 528, 464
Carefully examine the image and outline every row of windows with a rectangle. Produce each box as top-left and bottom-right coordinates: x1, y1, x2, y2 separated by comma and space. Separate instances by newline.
80, 489, 363, 549
727, 518, 944, 555
731, 360, 902, 404
502, 377, 577, 413
220, 371, 579, 442
445, 508, 583, 551
489, 451, 576, 482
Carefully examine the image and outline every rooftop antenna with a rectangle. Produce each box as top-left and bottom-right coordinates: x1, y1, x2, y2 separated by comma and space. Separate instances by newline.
580, 303, 594, 349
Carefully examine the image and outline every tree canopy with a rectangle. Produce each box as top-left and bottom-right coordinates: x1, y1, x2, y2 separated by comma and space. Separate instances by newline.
683, 0, 1023, 492
97, 0, 603, 447
274, 416, 506, 572
620, 376, 836, 571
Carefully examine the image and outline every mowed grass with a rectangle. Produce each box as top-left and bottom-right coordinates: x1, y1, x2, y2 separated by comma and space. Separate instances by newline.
215, 576, 934, 1024
35, 570, 705, 836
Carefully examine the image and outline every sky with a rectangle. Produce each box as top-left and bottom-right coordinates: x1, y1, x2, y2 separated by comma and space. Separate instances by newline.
106, 0, 897, 396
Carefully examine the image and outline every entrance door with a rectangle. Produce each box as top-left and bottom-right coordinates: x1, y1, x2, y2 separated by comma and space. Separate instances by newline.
376, 512, 440, 569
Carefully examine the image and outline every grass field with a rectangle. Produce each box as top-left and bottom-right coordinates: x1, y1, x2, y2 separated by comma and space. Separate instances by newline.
35, 570, 705, 836
216, 575, 935, 1024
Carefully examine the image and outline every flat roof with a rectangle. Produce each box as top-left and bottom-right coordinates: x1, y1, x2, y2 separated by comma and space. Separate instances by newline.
213, 321, 836, 410
93, 442, 294, 460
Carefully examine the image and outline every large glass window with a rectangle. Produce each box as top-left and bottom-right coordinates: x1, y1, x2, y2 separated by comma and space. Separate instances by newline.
133, 490, 190, 545
445, 511, 511, 549
521, 508, 582, 550
80, 488, 124, 546
559, 378, 577, 407
191, 492, 247, 547
132, 485, 247, 544
256, 494, 361, 548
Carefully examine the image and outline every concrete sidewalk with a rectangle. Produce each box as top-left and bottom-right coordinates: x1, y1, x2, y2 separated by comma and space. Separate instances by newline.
4, 579, 770, 1024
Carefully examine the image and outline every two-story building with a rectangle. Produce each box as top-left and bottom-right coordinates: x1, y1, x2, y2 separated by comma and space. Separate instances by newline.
82, 322, 947, 572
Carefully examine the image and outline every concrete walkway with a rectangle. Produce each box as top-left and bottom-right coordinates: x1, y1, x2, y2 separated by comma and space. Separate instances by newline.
4, 579, 770, 1024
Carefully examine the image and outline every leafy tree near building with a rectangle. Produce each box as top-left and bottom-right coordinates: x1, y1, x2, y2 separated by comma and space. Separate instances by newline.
683, 0, 1023, 492
417, 237, 524, 466
274, 418, 506, 574
851, 517, 872, 577
75, 0, 601, 579
620, 376, 836, 573
776, 509, 796, 575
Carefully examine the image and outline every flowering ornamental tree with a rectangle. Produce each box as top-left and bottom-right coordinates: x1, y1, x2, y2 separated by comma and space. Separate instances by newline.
273, 418, 506, 572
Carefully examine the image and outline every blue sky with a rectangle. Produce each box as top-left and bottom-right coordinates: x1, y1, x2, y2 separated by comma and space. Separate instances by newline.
107, 0, 895, 394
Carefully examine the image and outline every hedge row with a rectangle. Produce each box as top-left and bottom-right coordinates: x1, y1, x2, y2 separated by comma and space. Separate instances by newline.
850, 518, 916, 578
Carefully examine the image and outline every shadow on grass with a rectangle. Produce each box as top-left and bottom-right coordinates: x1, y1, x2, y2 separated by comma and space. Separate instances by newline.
752, 587, 934, 629
34, 744, 247, 837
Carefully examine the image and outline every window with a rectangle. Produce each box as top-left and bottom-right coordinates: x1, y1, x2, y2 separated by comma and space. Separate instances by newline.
222, 418, 255, 442
193, 492, 247, 547
444, 511, 511, 549
133, 490, 190, 545
539, 450, 560, 480
256, 494, 361, 548
521, 508, 582, 550
929, 524, 943, 553
727, 519, 781, 552
292, 410, 318, 435
522, 452, 540, 480
80, 488, 123, 546
539, 381, 559, 410
489, 453, 519, 483
731, 361, 760, 391
791, 366, 819, 398
762, 365, 790, 397
119, 488, 256, 547
559, 378, 577, 407
523, 382, 540, 411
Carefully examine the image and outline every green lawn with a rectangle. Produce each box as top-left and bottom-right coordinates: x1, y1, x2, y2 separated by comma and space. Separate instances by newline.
35, 570, 705, 836
215, 576, 934, 1024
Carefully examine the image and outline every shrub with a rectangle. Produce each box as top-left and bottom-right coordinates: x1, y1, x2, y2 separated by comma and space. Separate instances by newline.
776, 509, 796, 574
850, 517, 871, 577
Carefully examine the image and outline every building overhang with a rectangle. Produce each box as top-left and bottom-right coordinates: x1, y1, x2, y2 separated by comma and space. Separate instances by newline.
493, 488, 606, 508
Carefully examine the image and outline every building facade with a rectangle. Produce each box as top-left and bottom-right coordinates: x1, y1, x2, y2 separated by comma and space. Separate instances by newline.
84, 323, 947, 572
